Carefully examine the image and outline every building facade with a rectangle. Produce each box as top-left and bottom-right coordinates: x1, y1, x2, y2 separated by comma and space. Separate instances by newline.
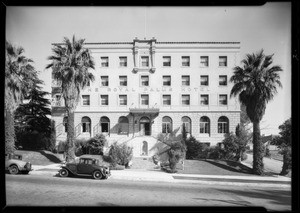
51, 37, 241, 157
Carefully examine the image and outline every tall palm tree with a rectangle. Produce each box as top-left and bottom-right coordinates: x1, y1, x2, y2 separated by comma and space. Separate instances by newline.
230, 49, 282, 175
46, 35, 95, 162
5, 41, 38, 154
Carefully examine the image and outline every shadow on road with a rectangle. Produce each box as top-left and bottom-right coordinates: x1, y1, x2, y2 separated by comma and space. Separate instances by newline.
216, 188, 291, 208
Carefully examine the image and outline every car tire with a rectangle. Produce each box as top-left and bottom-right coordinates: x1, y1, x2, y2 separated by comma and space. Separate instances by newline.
59, 168, 69, 177
93, 170, 103, 180
8, 165, 19, 175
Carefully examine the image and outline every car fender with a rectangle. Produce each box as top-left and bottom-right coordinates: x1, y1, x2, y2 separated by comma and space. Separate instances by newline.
7, 163, 20, 170
61, 166, 76, 175
94, 168, 106, 177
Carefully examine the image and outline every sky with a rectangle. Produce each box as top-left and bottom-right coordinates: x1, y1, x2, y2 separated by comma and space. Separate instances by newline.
6, 3, 291, 135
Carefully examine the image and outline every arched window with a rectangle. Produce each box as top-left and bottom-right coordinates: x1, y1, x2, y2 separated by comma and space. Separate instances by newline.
81, 117, 91, 133
200, 116, 210, 134
118, 116, 129, 135
63, 116, 68, 132
181, 116, 191, 134
162, 116, 172, 133
218, 116, 229, 133
100, 116, 110, 133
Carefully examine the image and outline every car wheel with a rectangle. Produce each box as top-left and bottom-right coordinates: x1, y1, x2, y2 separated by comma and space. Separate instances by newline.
59, 168, 69, 177
8, 165, 19, 175
93, 170, 103, 180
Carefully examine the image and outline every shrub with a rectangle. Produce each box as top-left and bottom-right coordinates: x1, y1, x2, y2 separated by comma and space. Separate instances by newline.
206, 146, 225, 160
185, 136, 205, 159
110, 164, 125, 170
241, 152, 248, 161
85, 134, 106, 155
57, 141, 67, 153
108, 142, 133, 167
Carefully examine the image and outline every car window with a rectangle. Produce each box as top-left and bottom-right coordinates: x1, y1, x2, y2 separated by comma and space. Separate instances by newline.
79, 159, 85, 164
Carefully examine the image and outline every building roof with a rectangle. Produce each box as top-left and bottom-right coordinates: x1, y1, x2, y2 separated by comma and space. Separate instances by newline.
52, 41, 240, 46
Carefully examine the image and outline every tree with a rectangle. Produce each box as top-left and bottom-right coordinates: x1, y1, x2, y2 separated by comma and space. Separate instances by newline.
272, 118, 291, 176
157, 128, 187, 173
46, 35, 95, 162
14, 80, 52, 150
230, 49, 282, 175
5, 41, 38, 154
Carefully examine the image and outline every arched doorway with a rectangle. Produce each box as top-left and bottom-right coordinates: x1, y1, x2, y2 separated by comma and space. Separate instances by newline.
139, 116, 151, 136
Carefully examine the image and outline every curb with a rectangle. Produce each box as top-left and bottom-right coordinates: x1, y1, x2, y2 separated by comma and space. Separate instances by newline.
29, 167, 291, 188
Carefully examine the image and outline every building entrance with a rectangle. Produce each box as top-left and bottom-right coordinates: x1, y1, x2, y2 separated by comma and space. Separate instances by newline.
139, 117, 151, 136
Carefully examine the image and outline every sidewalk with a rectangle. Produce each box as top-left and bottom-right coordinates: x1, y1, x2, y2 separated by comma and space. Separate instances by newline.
30, 163, 291, 188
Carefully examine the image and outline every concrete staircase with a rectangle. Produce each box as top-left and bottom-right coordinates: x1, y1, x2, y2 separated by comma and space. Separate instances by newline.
130, 157, 157, 170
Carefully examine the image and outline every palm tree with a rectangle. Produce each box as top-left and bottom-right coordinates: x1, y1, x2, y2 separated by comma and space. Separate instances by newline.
230, 49, 282, 175
5, 41, 38, 154
46, 35, 95, 162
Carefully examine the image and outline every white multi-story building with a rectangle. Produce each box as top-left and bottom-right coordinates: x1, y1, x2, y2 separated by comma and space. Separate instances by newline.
51, 37, 241, 157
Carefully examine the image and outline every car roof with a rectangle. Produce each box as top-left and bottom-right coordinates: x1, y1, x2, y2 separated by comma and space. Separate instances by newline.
79, 154, 102, 160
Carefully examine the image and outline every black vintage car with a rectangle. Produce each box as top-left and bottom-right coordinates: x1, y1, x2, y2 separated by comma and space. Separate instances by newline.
59, 155, 110, 180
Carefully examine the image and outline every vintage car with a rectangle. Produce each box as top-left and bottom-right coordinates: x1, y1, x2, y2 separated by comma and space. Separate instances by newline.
59, 155, 111, 180
5, 153, 32, 175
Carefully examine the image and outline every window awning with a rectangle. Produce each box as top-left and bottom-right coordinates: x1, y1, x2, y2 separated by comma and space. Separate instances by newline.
129, 108, 160, 115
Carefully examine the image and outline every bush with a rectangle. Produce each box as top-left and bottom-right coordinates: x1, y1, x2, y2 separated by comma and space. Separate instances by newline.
185, 136, 205, 159
108, 142, 133, 167
85, 134, 106, 155
110, 164, 125, 170
206, 146, 225, 160
241, 152, 248, 161
57, 141, 67, 153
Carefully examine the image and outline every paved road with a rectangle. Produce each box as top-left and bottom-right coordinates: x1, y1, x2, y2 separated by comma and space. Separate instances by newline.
5, 174, 291, 211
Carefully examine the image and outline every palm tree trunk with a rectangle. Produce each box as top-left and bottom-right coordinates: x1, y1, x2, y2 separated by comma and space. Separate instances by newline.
5, 107, 16, 154
252, 121, 264, 175
65, 109, 76, 162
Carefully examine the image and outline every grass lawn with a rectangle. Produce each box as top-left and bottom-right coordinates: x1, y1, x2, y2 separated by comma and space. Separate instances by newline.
14, 150, 63, 165
178, 159, 255, 176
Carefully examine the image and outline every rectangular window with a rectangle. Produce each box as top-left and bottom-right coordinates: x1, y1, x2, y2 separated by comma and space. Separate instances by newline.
141, 56, 149, 67
119, 57, 127, 67
101, 76, 109, 87
141, 75, 149, 86
162, 95, 171, 106
119, 76, 127, 86
141, 95, 149, 105
182, 75, 190, 86
182, 56, 190, 67
182, 95, 190, 106
200, 95, 209, 105
219, 75, 227, 86
101, 57, 109, 67
163, 76, 171, 86
219, 95, 228, 105
200, 75, 209, 86
101, 95, 109, 106
119, 95, 127, 106
82, 95, 90, 106
219, 56, 227, 67
163, 56, 171, 67
200, 56, 209, 67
